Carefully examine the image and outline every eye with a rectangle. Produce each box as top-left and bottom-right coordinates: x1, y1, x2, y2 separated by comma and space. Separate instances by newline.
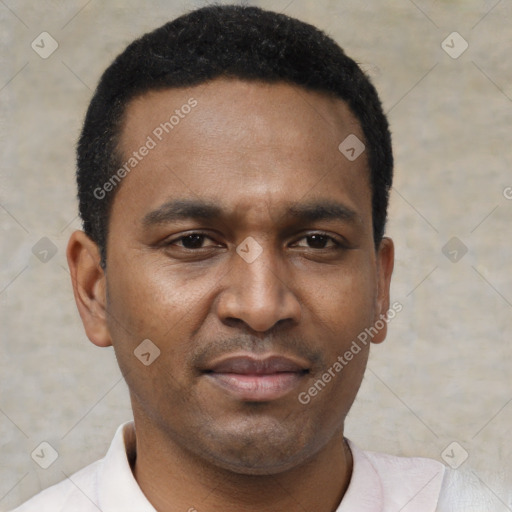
293, 233, 341, 249
165, 232, 344, 252
170, 233, 219, 249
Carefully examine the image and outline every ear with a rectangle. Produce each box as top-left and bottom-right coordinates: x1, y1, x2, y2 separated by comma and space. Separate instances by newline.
66, 230, 112, 347
371, 237, 394, 344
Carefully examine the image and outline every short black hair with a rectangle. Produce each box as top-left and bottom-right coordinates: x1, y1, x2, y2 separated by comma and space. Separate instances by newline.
77, 4, 393, 266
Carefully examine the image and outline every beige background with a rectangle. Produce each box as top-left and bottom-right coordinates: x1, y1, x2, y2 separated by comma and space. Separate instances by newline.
1, 0, 511, 509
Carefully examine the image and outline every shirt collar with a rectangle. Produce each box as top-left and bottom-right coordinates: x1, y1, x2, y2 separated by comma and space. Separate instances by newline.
98, 421, 156, 511
96, 422, 444, 512
338, 440, 445, 512
336, 440, 384, 511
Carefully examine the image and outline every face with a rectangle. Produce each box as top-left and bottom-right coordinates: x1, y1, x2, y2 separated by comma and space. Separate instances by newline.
71, 78, 393, 475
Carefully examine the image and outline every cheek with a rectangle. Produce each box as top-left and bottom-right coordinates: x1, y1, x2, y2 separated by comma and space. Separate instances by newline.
104, 265, 195, 408
302, 258, 378, 397
106, 258, 204, 335
104, 257, 223, 385
312, 258, 378, 328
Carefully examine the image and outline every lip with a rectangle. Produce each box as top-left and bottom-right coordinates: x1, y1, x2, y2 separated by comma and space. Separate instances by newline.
203, 354, 309, 402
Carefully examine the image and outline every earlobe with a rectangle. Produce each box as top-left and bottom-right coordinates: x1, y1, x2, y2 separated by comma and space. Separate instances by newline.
66, 230, 112, 347
371, 237, 395, 344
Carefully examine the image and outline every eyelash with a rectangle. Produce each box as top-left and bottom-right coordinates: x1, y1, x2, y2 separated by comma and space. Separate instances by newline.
166, 232, 345, 250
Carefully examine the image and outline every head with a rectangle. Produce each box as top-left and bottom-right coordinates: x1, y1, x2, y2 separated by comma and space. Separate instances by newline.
77, 4, 393, 264
68, 5, 394, 475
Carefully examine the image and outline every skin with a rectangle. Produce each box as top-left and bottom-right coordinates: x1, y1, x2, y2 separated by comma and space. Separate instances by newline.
67, 78, 394, 512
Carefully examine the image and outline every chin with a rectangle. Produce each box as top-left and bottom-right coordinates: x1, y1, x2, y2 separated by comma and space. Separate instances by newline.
193, 416, 325, 476
205, 446, 311, 476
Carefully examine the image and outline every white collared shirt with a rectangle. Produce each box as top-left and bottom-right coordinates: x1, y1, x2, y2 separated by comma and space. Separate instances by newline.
10, 422, 502, 511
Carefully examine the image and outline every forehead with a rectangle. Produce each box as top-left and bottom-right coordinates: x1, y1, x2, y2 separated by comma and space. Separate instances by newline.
113, 78, 371, 227
120, 78, 365, 157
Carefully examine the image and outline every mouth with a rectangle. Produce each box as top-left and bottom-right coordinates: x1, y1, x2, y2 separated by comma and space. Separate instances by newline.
202, 354, 310, 402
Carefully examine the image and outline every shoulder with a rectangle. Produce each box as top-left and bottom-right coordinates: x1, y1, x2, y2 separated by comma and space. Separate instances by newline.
341, 441, 445, 511
351, 442, 511, 512
436, 467, 512, 511
9, 459, 102, 512
362, 446, 446, 510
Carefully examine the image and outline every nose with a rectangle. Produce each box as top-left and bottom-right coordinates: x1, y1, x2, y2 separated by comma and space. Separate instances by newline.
216, 244, 301, 333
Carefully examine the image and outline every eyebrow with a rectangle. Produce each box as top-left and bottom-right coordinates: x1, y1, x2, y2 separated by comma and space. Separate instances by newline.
142, 199, 222, 226
286, 201, 359, 224
142, 198, 359, 227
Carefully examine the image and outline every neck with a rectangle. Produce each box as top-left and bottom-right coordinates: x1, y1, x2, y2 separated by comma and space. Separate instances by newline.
130, 419, 353, 512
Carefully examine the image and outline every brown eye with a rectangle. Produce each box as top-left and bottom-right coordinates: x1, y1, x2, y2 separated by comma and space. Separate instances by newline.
170, 233, 219, 249
179, 234, 207, 249
294, 234, 339, 249
306, 234, 330, 248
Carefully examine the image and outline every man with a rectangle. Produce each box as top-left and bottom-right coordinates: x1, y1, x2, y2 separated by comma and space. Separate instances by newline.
12, 5, 502, 511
